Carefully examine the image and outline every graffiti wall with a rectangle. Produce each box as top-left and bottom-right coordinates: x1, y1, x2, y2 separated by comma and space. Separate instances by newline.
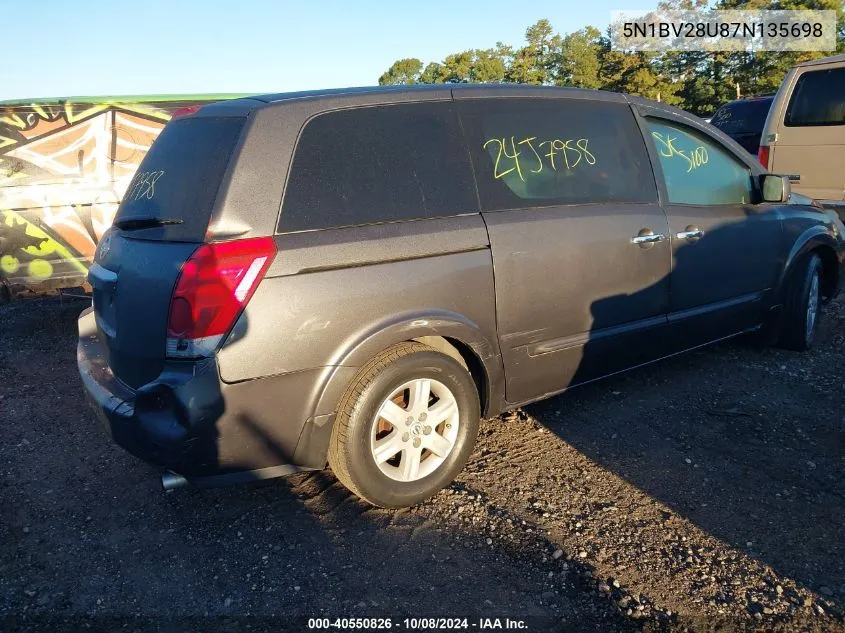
0, 97, 234, 292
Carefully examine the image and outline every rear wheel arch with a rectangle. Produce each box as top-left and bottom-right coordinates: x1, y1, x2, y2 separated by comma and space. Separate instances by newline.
326, 340, 482, 507
315, 319, 500, 418
292, 316, 503, 469
411, 336, 489, 418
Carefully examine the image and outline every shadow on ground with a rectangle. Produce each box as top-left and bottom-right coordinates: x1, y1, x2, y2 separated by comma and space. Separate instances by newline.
525, 319, 844, 618
0, 297, 634, 633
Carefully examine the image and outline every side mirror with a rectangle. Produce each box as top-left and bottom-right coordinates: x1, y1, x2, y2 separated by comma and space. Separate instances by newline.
761, 174, 791, 203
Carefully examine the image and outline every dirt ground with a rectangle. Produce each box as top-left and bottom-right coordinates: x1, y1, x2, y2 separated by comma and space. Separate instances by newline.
1, 294, 843, 633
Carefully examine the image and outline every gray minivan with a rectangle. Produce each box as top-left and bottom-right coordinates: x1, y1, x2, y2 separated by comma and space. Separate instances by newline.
78, 85, 845, 508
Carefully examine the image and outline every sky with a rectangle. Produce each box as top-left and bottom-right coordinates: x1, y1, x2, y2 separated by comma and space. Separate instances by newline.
0, 0, 636, 101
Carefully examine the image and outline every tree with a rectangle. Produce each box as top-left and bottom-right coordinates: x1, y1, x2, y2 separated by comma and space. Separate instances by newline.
505, 20, 559, 84
377, 3, 843, 112
419, 62, 444, 84
470, 49, 506, 83
713, 0, 844, 96
554, 27, 603, 88
438, 51, 475, 83
378, 58, 423, 85
663, 51, 724, 113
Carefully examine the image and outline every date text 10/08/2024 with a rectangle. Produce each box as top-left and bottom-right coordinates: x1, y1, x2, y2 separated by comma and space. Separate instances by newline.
307, 617, 529, 630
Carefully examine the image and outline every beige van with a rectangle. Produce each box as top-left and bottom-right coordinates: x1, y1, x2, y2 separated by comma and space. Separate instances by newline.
760, 54, 845, 208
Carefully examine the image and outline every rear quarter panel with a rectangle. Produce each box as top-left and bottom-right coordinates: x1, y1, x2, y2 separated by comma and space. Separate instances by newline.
215, 214, 501, 413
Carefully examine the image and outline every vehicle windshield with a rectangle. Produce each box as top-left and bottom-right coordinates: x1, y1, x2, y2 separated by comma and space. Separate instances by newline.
710, 99, 773, 136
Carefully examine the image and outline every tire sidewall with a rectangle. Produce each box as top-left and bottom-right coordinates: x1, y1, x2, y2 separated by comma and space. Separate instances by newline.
801, 255, 822, 348
344, 352, 480, 508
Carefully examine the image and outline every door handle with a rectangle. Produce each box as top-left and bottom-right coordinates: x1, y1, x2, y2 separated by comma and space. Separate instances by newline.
676, 227, 705, 241
631, 229, 666, 247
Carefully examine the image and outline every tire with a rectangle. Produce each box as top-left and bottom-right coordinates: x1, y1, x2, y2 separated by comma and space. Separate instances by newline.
778, 253, 822, 351
328, 341, 480, 508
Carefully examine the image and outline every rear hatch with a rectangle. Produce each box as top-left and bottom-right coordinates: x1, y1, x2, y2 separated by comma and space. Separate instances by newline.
89, 114, 247, 388
710, 97, 774, 154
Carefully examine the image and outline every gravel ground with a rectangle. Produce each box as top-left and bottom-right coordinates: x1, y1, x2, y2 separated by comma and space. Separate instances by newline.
1, 294, 843, 633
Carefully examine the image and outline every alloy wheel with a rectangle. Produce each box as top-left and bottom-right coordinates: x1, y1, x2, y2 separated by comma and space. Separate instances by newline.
369, 378, 460, 482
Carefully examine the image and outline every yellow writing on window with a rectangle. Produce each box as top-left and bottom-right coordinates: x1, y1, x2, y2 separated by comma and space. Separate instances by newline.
651, 132, 708, 173
483, 136, 596, 182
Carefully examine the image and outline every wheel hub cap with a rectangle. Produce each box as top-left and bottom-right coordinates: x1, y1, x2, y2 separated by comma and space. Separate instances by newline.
369, 378, 461, 483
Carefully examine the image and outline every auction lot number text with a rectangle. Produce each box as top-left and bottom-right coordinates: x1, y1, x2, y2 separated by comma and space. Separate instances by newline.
307, 618, 528, 629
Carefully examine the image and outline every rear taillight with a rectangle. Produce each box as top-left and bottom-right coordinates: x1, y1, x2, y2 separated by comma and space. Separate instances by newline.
166, 237, 276, 358
758, 145, 770, 169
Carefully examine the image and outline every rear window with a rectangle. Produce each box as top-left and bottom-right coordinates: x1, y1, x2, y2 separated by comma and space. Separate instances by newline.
279, 102, 476, 233
115, 116, 245, 240
785, 67, 845, 127
710, 99, 772, 136
458, 98, 657, 211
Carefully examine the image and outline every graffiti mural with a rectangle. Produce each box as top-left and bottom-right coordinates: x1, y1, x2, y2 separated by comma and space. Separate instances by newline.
0, 95, 243, 293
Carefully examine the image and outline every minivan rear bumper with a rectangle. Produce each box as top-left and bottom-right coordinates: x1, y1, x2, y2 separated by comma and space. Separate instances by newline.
77, 307, 319, 481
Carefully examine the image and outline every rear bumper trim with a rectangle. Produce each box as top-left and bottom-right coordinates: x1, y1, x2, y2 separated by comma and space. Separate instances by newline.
78, 306, 318, 480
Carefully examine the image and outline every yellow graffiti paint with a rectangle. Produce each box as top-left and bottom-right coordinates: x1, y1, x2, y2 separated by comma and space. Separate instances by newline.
120, 104, 173, 121
1, 255, 19, 274
0, 112, 27, 130
1, 209, 89, 276
63, 102, 109, 125
28, 259, 53, 279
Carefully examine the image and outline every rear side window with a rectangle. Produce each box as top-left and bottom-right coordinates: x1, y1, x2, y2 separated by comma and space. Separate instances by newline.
458, 98, 657, 211
645, 119, 752, 206
710, 98, 773, 135
115, 116, 246, 240
279, 103, 476, 232
785, 68, 845, 127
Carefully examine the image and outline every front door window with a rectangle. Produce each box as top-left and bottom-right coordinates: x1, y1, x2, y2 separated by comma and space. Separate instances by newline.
645, 119, 753, 206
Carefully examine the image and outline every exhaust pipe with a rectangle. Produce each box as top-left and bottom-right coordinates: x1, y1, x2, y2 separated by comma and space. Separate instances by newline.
161, 471, 190, 491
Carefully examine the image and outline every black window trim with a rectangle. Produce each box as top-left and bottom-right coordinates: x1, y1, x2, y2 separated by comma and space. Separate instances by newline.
275, 99, 479, 235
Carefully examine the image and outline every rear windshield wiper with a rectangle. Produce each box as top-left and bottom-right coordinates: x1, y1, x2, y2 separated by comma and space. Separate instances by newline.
114, 217, 184, 231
